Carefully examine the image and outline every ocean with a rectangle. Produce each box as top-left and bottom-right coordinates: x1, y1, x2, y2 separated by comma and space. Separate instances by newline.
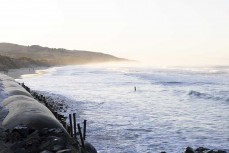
16, 65, 229, 153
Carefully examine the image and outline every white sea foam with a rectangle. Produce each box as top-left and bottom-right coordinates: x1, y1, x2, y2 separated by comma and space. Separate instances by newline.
17, 65, 229, 153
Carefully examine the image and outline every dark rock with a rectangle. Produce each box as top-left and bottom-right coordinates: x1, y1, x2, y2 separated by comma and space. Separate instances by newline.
39, 150, 54, 153
1, 130, 9, 142
0, 148, 14, 153
195, 147, 210, 153
217, 151, 227, 153
5, 126, 35, 143
195, 147, 210, 152
48, 128, 55, 133
39, 128, 49, 136
28, 128, 36, 135
7, 131, 22, 143
84, 142, 97, 153
39, 136, 67, 152
51, 145, 65, 152
46, 136, 63, 144
10, 141, 25, 150
13, 126, 29, 138
24, 135, 40, 153
205, 150, 215, 153
184, 147, 195, 153
206, 150, 227, 153
50, 128, 64, 134
13, 148, 27, 153
1, 126, 81, 153
25, 137, 39, 147
39, 140, 51, 151
56, 149, 72, 153
4, 129, 10, 133
192, 148, 227, 153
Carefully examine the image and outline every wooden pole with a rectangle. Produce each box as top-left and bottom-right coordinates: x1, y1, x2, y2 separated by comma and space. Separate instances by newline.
77, 124, 85, 148
73, 113, 77, 138
83, 120, 87, 140
69, 114, 73, 137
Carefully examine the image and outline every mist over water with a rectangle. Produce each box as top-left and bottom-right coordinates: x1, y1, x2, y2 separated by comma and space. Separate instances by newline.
17, 65, 229, 153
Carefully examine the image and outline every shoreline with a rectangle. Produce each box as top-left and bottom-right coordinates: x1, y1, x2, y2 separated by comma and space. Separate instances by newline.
3, 67, 50, 79
0, 73, 97, 153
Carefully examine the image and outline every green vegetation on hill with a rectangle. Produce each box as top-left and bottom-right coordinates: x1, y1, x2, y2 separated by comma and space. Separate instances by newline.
0, 43, 127, 66
0, 54, 48, 71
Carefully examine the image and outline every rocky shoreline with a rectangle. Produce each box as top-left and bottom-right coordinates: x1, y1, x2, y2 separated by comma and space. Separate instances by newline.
0, 126, 79, 153
182, 147, 227, 153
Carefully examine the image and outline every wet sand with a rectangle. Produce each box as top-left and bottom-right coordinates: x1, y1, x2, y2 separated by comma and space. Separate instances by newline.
1, 67, 49, 79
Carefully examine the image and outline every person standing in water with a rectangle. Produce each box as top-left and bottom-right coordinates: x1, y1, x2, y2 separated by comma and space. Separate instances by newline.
134, 86, 136, 91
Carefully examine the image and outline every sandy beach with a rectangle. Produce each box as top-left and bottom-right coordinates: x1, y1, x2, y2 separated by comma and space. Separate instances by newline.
3, 67, 49, 79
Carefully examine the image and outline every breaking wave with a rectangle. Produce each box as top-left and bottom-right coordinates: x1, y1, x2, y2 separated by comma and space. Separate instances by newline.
188, 90, 229, 102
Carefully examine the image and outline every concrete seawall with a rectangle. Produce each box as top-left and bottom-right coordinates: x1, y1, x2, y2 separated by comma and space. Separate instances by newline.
0, 74, 67, 132
0, 73, 98, 153
0, 74, 81, 153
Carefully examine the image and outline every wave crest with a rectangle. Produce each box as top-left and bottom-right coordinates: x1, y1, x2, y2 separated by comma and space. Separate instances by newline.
188, 90, 229, 102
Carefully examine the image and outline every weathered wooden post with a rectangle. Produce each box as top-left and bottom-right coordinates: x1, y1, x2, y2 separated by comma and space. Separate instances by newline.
69, 114, 73, 137
73, 113, 77, 138
83, 120, 87, 140
77, 123, 85, 148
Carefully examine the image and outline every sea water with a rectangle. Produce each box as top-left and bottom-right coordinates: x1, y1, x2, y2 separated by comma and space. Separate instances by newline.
16, 65, 229, 153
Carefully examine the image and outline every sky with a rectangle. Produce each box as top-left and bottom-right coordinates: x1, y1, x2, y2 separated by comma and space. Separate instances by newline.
0, 0, 229, 66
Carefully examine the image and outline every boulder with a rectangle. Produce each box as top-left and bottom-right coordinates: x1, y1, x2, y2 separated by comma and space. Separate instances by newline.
183, 147, 195, 153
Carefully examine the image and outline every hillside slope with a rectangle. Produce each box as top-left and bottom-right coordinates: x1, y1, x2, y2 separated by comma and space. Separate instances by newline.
0, 55, 48, 71
0, 43, 127, 65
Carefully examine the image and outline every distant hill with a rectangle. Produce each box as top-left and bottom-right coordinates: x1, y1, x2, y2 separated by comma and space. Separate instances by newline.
0, 43, 127, 66
0, 54, 48, 71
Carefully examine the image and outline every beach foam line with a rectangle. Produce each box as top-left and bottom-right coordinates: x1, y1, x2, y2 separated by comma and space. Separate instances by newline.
19, 66, 62, 79
20, 69, 49, 78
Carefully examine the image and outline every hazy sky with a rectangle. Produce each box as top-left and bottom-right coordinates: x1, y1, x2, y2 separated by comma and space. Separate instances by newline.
0, 0, 229, 66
